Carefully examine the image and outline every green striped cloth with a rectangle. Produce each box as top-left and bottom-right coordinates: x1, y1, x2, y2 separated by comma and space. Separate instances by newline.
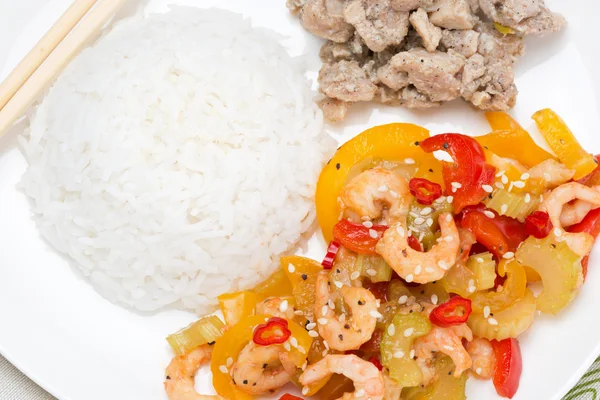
564, 356, 600, 399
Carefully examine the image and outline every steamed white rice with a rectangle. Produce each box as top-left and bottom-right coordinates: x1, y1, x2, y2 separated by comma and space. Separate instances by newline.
19, 7, 334, 314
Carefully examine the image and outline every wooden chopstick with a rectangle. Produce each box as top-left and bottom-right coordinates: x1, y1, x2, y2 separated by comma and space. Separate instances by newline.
0, 0, 100, 112
0, 0, 130, 138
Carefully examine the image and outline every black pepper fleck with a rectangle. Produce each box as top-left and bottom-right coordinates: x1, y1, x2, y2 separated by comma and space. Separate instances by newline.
166, 376, 171, 380
263, 363, 268, 369
429, 168, 434, 173
301, 274, 308, 280
207, 341, 215, 345
402, 249, 408, 257
344, 324, 350, 329
336, 163, 341, 170
243, 380, 248, 385
414, 141, 420, 146
338, 334, 344, 341
443, 142, 449, 149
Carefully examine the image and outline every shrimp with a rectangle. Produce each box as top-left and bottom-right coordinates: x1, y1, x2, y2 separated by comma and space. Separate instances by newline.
299, 354, 385, 400
560, 186, 600, 227
383, 372, 403, 400
376, 213, 460, 284
413, 323, 473, 378
230, 342, 296, 395
340, 167, 410, 221
255, 297, 295, 320
314, 272, 378, 351
528, 159, 575, 189
467, 338, 495, 380
539, 182, 600, 257
164, 344, 224, 400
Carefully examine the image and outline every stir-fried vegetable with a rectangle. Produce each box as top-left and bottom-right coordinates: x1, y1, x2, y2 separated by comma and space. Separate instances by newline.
406, 198, 453, 251
322, 239, 341, 269
484, 189, 540, 221
420, 134, 496, 213
252, 268, 293, 301
333, 219, 387, 254
253, 317, 292, 345
409, 177, 443, 205
469, 260, 527, 314
218, 291, 258, 327
402, 356, 467, 400
316, 123, 436, 241
578, 154, 600, 187
532, 108, 597, 180
381, 312, 431, 387
479, 112, 555, 168
516, 234, 583, 314
492, 338, 523, 399
211, 315, 312, 400
166, 315, 225, 356
467, 252, 496, 290
429, 296, 472, 327
524, 211, 553, 239
354, 254, 393, 283
282, 256, 324, 322
441, 261, 478, 298
568, 208, 600, 279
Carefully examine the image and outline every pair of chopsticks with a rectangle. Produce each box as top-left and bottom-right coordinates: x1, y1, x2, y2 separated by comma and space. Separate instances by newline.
0, 0, 129, 138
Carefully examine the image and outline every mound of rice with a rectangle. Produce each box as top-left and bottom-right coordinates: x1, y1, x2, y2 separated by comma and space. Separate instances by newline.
19, 7, 333, 314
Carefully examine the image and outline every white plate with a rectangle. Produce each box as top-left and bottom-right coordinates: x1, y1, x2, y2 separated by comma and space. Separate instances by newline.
1, 1, 599, 399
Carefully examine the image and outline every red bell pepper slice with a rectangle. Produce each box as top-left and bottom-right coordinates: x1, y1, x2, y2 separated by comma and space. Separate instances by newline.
429, 296, 472, 328
461, 205, 527, 258
409, 178, 443, 205
279, 394, 304, 400
567, 207, 600, 279
368, 356, 384, 371
333, 219, 388, 255
253, 317, 292, 346
322, 239, 341, 269
420, 133, 496, 213
524, 211, 553, 239
491, 338, 522, 399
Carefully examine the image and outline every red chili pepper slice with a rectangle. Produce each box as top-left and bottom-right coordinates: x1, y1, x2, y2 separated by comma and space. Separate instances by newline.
407, 235, 422, 252
409, 178, 443, 205
491, 338, 522, 399
420, 134, 496, 213
253, 317, 292, 346
322, 239, 341, 269
429, 296, 472, 328
524, 211, 553, 239
333, 219, 388, 255
461, 205, 527, 258
567, 207, 600, 279
279, 394, 304, 400
368, 356, 383, 371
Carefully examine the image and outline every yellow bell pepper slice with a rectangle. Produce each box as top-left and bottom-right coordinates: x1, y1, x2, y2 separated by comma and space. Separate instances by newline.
315, 123, 438, 242
469, 260, 527, 313
252, 268, 293, 302
218, 291, 258, 327
282, 255, 324, 322
211, 315, 312, 400
532, 108, 597, 180
479, 112, 555, 168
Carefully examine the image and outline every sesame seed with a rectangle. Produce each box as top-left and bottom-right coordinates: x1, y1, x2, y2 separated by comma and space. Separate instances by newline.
414, 265, 422, 275
426, 218, 434, 227
322, 349, 328, 357
444, 345, 454, 351
369, 229, 378, 239
361, 216, 371, 221
414, 217, 425, 225
279, 300, 288, 313
447, 196, 454, 204
219, 365, 228, 374
288, 263, 295, 273
334, 280, 343, 289
399, 295, 408, 304
543, 172, 551, 181
500, 204, 508, 214
488, 317, 498, 325
425, 267, 434, 273
503, 252, 515, 259
302, 360, 308, 370
350, 271, 361, 280
393, 351, 405, 358
445, 214, 453, 222
476, 257, 484, 263
328, 299, 335, 309
298, 345, 306, 354
513, 180, 525, 188
431, 294, 438, 305
378, 185, 389, 192
294, 310, 304, 316
520, 173, 530, 180
355, 389, 366, 397
339, 314, 346, 323
483, 306, 491, 318
405, 158, 415, 164
306, 322, 316, 330
366, 269, 377, 277
420, 207, 433, 215
524, 193, 531, 203
419, 231, 425, 242
438, 260, 449, 270
308, 330, 319, 337
370, 310, 383, 319
318, 318, 328, 325
404, 327, 414, 337
476, 367, 483, 375
390, 190, 399, 198
290, 337, 298, 347
302, 386, 309, 395
406, 274, 414, 283
501, 175, 509, 185
468, 285, 476, 293
396, 226, 405, 237
387, 324, 396, 336
540, 194, 544, 202
283, 341, 291, 351
322, 305, 329, 316
484, 211, 495, 219
444, 235, 454, 242
226, 357, 233, 367
482, 184, 493, 193
451, 182, 462, 189
468, 279, 475, 287
554, 228, 562, 237
495, 182, 505, 189
410, 349, 415, 359
496, 170, 506, 177
362, 221, 373, 228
